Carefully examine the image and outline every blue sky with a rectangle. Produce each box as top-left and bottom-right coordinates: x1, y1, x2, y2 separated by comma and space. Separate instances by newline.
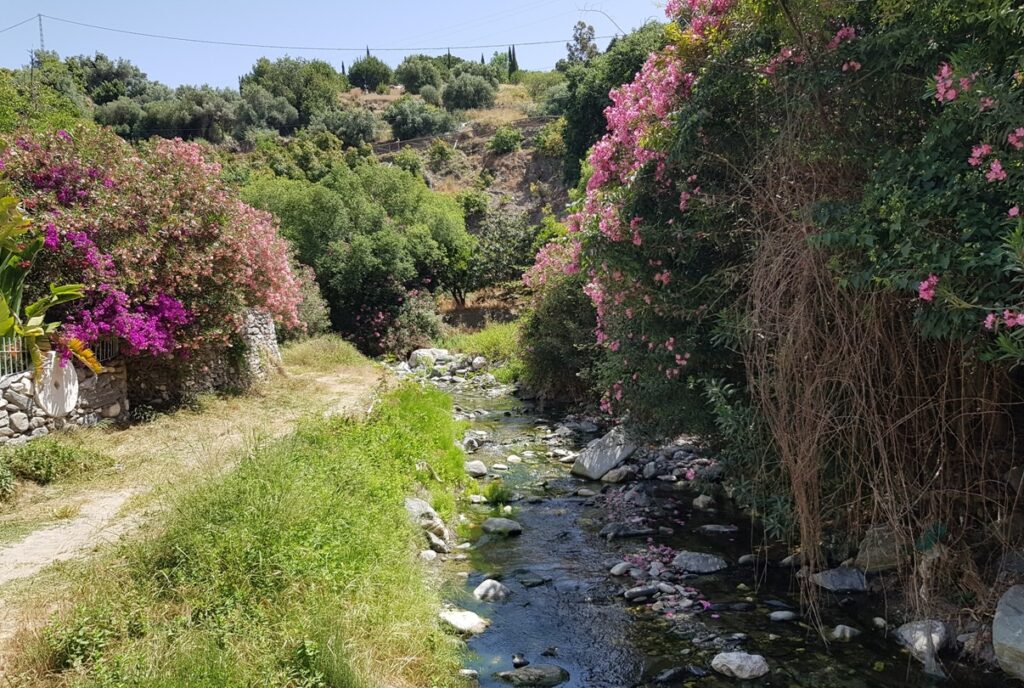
1, 1, 664, 88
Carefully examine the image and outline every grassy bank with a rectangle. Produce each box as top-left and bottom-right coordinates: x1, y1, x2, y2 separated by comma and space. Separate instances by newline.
438, 321, 523, 383
11, 383, 465, 687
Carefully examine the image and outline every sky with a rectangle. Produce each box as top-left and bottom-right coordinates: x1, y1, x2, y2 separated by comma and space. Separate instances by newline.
0, 1, 664, 88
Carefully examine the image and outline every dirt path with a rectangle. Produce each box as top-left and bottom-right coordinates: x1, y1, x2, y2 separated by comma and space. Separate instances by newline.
0, 362, 382, 670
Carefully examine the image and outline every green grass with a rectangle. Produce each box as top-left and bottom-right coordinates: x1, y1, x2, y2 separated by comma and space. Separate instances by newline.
438, 321, 523, 383
2, 436, 112, 486
280, 335, 368, 370
22, 384, 466, 687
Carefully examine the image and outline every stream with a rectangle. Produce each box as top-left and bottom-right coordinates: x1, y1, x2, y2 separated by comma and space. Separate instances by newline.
409, 361, 1012, 688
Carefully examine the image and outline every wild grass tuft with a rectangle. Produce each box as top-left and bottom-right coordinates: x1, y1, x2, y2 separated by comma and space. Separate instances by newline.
439, 321, 523, 384
23, 384, 465, 687
280, 334, 368, 371
3, 436, 111, 485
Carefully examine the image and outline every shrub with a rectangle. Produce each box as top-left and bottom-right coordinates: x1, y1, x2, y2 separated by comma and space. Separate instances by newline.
470, 207, 537, 290
310, 107, 379, 147
240, 56, 349, 127
379, 290, 443, 354
4, 437, 110, 484
280, 263, 331, 341
450, 62, 501, 89
395, 56, 442, 94
384, 98, 457, 140
535, 118, 566, 158
1, 126, 302, 360
442, 74, 497, 111
347, 56, 392, 92
517, 71, 566, 100
419, 84, 441, 107
426, 139, 457, 171
455, 189, 489, 220
391, 147, 423, 176
520, 241, 597, 401
488, 125, 522, 154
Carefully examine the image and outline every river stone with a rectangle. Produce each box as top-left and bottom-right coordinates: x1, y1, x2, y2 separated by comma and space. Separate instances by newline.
409, 348, 439, 368
812, 567, 867, 592
994, 585, 1024, 680
571, 426, 636, 480
495, 664, 569, 686
439, 608, 488, 635
426, 531, 449, 553
671, 551, 728, 574
610, 562, 632, 576
474, 578, 511, 602
601, 466, 632, 483
897, 620, 950, 674
832, 624, 861, 641
624, 585, 660, 600
769, 610, 798, 622
854, 525, 906, 573
482, 517, 523, 536
472, 356, 488, 370
711, 652, 769, 679
692, 494, 715, 510
405, 497, 446, 536
465, 460, 488, 477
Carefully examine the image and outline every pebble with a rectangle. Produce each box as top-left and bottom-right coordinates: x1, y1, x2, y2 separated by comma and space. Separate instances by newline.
831, 624, 861, 641
465, 460, 488, 477
769, 610, 798, 622
610, 562, 632, 576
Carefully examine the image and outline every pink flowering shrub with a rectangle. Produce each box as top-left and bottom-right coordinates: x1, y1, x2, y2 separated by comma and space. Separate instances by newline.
0, 126, 301, 358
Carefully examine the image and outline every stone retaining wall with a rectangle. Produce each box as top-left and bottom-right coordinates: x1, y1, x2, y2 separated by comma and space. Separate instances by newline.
0, 361, 128, 445
128, 309, 281, 407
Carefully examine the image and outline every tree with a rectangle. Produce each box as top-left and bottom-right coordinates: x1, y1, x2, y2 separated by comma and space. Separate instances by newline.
237, 83, 300, 135
561, 21, 666, 183
311, 107, 379, 147
442, 74, 497, 110
240, 57, 348, 127
348, 56, 393, 92
65, 52, 153, 105
384, 98, 457, 139
394, 55, 442, 94
562, 21, 599, 69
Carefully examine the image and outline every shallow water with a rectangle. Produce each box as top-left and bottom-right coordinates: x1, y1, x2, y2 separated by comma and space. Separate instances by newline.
446, 388, 1010, 688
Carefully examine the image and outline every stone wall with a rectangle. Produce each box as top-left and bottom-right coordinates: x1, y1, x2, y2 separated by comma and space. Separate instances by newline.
128, 309, 281, 407
0, 361, 128, 445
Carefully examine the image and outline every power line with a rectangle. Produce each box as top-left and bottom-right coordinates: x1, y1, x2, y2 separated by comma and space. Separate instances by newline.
40, 14, 618, 53
0, 15, 36, 35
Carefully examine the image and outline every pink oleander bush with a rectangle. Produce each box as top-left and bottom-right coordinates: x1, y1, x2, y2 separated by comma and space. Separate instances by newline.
0, 125, 301, 358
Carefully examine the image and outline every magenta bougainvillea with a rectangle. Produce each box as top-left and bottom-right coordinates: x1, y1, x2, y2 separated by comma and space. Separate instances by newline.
1, 126, 301, 357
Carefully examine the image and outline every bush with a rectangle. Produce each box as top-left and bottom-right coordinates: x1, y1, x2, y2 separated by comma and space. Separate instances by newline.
535, 118, 567, 158
521, 242, 597, 401
442, 74, 497, 111
488, 125, 522, 154
3, 437, 110, 484
391, 147, 423, 176
280, 262, 331, 341
2, 126, 302, 360
384, 98, 457, 140
471, 207, 537, 290
455, 189, 489, 220
379, 290, 443, 354
310, 107, 379, 147
395, 56, 442, 94
419, 84, 441, 107
426, 139, 457, 171
347, 56, 392, 92
517, 71, 566, 100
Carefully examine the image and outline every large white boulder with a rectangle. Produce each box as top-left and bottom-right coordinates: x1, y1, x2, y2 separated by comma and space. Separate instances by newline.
570, 426, 636, 480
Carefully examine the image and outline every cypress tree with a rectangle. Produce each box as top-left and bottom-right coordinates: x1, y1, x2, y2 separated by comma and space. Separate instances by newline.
511, 45, 519, 73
